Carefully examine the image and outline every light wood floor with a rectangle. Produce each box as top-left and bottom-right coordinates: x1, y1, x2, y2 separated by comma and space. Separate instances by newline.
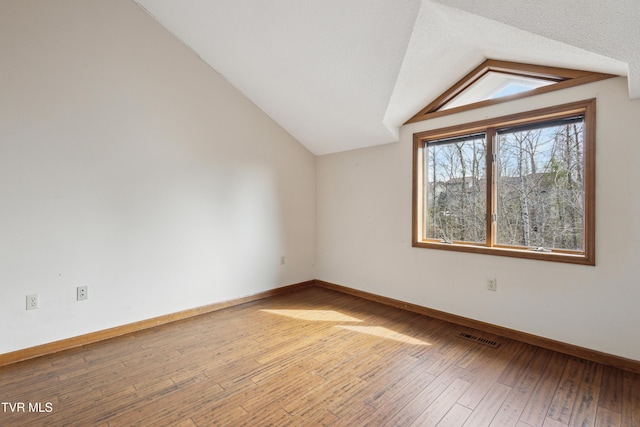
1, 287, 639, 426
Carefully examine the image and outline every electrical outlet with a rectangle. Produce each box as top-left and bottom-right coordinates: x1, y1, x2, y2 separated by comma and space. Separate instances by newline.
487, 278, 497, 291
26, 294, 39, 310
77, 286, 88, 301
280, 256, 286, 265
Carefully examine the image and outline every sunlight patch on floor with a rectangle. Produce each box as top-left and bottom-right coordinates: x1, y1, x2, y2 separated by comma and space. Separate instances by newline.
337, 325, 431, 346
261, 309, 363, 322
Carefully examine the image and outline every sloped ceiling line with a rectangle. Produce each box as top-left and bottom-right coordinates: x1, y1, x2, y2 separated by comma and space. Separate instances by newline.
134, 0, 635, 155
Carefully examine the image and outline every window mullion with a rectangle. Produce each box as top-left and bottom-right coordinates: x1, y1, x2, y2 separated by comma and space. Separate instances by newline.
486, 128, 497, 247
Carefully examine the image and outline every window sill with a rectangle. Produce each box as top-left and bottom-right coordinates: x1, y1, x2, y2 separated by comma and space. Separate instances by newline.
412, 240, 594, 266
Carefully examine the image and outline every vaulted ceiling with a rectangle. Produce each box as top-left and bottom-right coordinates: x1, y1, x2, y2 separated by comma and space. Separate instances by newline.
134, 0, 637, 155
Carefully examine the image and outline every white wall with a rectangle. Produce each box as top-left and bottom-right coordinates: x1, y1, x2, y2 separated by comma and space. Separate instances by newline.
317, 77, 640, 361
0, 0, 316, 353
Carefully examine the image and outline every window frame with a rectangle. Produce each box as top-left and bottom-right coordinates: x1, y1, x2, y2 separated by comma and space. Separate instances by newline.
412, 98, 596, 265
405, 59, 613, 124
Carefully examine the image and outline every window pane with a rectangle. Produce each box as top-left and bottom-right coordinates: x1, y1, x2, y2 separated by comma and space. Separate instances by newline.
425, 136, 486, 243
496, 118, 585, 251
441, 71, 555, 111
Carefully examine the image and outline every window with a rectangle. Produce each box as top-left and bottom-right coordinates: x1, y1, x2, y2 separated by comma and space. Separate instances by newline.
406, 60, 612, 124
412, 99, 595, 265
440, 71, 556, 111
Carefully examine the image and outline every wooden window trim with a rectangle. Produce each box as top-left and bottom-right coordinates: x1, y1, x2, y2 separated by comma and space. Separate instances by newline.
405, 60, 613, 124
412, 99, 596, 265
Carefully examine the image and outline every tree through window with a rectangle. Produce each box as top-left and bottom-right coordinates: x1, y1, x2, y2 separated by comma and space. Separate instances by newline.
496, 118, 585, 251
425, 133, 487, 244
413, 99, 595, 265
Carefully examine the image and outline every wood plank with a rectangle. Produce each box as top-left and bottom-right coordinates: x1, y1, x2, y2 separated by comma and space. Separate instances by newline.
547, 357, 586, 423
388, 365, 464, 426
436, 403, 473, 427
240, 408, 291, 426
426, 340, 475, 376
411, 378, 471, 427
359, 368, 438, 425
595, 407, 622, 427
456, 340, 501, 370
520, 351, 569, 426
462, 382, 512, 426
569, 383, 599, 427
597, 365, 623, 413
622, 371, 640, 427
285, 409, 339, 426
173, 419, 197, 427
109, 379, 223, 426
191, 404, 248, 426
457, 349, 515, 409
240, 366, 328, 415
567, 361, 603, 427
541, 417, 567, 427
497, 343, 538, 387
489, 349, 546, 426
363, 355, 437, 409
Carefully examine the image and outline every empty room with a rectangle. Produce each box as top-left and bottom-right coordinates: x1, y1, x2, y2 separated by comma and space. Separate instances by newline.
1, 0, 639, 426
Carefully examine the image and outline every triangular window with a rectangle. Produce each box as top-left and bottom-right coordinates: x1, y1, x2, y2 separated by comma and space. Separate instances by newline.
440, 71, 556, 110
406, 60, 614, 124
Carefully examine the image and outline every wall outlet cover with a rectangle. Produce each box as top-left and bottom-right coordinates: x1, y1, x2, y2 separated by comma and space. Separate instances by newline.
26, 294, 39, 310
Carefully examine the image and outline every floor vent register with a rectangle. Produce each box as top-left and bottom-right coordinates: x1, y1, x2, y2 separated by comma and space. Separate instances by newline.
456, 332, 501, 348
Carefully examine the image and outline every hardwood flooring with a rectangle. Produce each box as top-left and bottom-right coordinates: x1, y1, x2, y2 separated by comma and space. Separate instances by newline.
1, 287, 639, 426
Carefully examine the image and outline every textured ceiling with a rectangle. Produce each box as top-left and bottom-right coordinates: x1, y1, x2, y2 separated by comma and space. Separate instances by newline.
134, 0, 636, 155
